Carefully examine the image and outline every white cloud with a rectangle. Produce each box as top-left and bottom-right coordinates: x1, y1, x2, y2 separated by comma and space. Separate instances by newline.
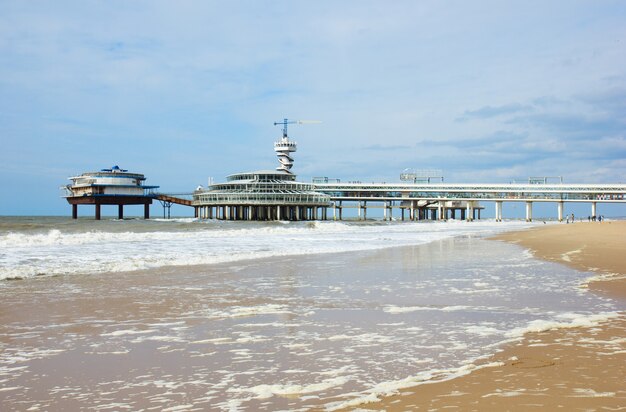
0, 1, 625, 214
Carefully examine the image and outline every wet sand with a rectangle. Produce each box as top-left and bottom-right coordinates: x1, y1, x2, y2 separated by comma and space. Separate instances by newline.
349, 221, 626, 411
2, 222, 624, 411
10, 237, 590, 411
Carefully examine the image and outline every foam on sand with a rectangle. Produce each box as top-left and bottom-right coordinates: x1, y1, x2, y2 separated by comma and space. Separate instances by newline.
505, 312, 620, 339
229, 376, 350, 399
325, 361, 504, 410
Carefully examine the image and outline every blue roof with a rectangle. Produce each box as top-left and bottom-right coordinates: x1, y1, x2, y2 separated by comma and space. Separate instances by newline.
100, 165, 129, 172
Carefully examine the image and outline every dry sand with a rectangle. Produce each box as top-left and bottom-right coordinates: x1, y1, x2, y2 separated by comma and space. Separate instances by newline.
342, 221, 626, 411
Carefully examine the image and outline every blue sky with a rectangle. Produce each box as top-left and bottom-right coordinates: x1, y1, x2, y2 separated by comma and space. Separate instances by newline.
1, 1, 625, 216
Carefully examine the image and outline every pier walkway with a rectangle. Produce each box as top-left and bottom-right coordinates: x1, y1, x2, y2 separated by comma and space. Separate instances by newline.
313, 182, 626, 221
153, 193, 193, 219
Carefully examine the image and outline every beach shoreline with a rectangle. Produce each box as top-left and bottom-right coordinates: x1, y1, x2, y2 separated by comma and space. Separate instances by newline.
346, 221, 626, 411
2, 219, 624, 411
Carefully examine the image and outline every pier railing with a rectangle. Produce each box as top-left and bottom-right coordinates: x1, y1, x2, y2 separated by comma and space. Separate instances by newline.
313, 183, 626, 203
153, 193, 194, 206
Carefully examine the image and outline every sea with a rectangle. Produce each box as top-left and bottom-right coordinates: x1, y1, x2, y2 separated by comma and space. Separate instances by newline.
0, 216, 623, 411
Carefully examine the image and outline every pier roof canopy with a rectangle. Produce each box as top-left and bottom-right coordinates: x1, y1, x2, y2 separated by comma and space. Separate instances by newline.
226, 170, 296, 183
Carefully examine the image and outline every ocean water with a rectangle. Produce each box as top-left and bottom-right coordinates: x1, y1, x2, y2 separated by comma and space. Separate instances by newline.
0, 216, 537, 281
0, 217, 622, 411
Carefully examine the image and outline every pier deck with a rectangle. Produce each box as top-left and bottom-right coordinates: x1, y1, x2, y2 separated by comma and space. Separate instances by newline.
191, 181, 626, 222
314, 182, 626, 221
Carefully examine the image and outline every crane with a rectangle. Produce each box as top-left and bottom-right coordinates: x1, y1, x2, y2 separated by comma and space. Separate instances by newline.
273, 118, 321, 138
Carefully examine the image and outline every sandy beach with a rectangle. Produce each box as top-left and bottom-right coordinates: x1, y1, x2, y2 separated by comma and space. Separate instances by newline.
350, 221, 626, 411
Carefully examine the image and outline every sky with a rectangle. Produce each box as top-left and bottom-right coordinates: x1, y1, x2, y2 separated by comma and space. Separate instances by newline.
0, 0, 625, 216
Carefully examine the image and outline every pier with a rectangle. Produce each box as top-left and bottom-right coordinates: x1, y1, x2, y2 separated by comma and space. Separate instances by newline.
190, 121, 626, 222
193, 180, 626, 222
64, 127, 626, 221
312, 182, 626, 222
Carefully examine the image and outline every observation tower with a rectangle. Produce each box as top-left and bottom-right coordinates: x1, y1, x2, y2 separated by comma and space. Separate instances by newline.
273, 118, 297, 173
192, 119, 330, 220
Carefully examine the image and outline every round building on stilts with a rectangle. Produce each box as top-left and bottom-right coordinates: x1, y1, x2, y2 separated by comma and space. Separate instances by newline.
193, 120, 331, 221
62, 166, 159, 220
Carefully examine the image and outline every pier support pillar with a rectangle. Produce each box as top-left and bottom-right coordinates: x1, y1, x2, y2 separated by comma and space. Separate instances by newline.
357, 202, 362, 220
95, 204, 101, 220
144, 203, 150, 219
558, 202, 564, 222
118, 205, 124, 220
383, 203, 388, 221
72, 204, 78, 219
333, 203, 337, 221
495, 201, 503, 222
525, 201, 533, 222
591, 202, 597, 219
277, 206, 281, 221
401, 208, 405, 221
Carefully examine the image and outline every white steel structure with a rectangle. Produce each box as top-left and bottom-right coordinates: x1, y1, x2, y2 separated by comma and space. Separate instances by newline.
193, 170, 331, 221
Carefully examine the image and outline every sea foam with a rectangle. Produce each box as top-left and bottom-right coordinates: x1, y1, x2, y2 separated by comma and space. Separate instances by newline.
0, 220, 535, 280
